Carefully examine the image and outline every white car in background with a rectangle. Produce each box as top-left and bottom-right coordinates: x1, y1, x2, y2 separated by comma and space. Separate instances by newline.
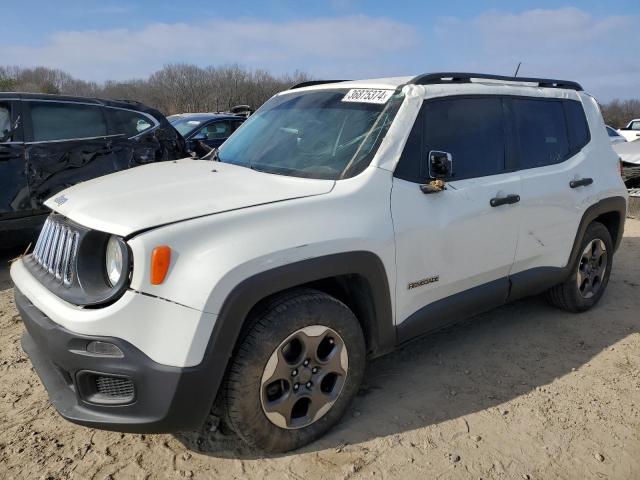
606, 126, 627, 144
615, 140, 640, 188
618, 119, 640, 142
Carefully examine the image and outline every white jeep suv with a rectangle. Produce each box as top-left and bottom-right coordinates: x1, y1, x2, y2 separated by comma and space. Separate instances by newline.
11, 73, 628, 452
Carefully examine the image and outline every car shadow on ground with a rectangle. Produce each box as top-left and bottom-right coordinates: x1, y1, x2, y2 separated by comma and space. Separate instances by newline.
175, 235, 640, 459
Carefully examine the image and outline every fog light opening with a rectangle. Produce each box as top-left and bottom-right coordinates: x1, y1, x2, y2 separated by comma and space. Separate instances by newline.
86, 341, 124, 358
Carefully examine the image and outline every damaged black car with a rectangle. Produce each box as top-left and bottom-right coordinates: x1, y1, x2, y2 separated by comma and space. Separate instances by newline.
0, 93, 188, 247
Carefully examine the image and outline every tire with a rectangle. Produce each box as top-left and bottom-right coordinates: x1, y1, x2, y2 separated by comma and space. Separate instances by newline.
546, 222, 613, 313
223, 288, 366, 452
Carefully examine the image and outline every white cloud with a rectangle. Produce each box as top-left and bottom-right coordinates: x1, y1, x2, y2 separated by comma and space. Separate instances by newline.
431, 7, 640, 100
1, 15, 417, 81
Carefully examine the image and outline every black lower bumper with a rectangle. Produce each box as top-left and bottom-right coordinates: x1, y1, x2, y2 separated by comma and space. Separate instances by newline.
16, 287, 215, 433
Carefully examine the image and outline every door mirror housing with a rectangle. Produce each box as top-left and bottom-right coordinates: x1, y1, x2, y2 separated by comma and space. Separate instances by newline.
428, 150, 453, 180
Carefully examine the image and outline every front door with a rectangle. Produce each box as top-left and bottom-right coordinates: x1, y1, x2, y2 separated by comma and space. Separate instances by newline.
391, 96, 521, 341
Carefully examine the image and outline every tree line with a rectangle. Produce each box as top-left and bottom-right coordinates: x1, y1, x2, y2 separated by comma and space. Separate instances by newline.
600, 99, 640, 129
0, 64, 311, 115
1, 64, 638, 126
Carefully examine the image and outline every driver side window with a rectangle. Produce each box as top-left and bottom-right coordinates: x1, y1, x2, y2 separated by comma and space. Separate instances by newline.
197, 121, 231, 140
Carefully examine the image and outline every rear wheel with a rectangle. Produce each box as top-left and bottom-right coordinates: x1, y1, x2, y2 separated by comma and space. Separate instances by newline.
223, 289, 366, 452
546, 222, 613, 312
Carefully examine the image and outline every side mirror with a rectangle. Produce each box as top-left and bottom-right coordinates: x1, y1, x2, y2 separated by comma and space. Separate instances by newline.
428, 150, 453, 180
192, 132, 207, 141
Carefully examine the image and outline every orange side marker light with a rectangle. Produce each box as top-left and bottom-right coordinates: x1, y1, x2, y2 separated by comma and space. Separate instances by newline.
150, 246, 171, 285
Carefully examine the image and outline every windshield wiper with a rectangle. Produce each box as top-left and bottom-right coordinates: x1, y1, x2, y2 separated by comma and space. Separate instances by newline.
201, 147, 220, 161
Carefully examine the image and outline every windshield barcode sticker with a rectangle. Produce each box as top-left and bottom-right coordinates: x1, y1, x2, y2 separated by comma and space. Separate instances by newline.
342, 89, 394, 104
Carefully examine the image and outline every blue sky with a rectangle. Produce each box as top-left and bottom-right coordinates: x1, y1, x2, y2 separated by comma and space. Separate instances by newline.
3, 0, 639, 100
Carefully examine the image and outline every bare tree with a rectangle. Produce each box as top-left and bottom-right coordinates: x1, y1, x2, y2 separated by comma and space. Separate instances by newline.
601, 99, 640, 128
0, 64, 312, 115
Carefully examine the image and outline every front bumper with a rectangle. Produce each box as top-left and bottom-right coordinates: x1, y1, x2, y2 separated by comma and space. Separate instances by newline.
16, 287, 214, 433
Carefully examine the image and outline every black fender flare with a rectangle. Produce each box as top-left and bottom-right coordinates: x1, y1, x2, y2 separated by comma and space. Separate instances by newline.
192, 251, 394, 424
570, 196, 626, 256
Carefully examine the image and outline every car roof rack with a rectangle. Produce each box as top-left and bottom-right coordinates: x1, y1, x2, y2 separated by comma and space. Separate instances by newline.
408, 72, 583, 91
290, 80, 350, 90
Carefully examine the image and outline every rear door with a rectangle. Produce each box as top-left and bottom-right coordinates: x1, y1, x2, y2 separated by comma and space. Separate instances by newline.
0, 99, 29, 220
23, 100, 115, 213
391, 96, 522, 340
508, 97, 593, 294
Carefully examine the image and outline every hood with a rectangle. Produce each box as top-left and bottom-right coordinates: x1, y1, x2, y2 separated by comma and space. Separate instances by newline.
614, 140, 640, 165
46, 159, 335, 236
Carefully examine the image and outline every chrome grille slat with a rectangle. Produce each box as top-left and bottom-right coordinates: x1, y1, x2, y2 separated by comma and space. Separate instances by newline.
33, 218, 49, 261
47, 224, 61, 274
37, 220, 53, 263
63, 232, 78, 286
42, 222, 56, 269
31, 216, 80, 288
54, 228, 68, 279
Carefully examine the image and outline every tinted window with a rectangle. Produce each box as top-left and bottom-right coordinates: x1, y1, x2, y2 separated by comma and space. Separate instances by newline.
423, 97, 505, 181
563, 100, 590, 152
513, 99, 569, 169
0, 103, 11, 141
629, 121, 640, 131
30, 102, 107, 142
107, 108, 154, 137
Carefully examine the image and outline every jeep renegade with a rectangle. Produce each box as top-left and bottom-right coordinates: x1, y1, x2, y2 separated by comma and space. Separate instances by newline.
10, 73, 628, 452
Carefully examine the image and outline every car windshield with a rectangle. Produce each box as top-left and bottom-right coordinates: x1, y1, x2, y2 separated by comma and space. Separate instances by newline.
171, 118, 203, 137
217, 88, 404, 179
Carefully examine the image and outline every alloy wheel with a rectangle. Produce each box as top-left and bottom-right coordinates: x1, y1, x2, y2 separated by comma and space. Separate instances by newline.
576, 238, 607, 299
260, 325, 348, 429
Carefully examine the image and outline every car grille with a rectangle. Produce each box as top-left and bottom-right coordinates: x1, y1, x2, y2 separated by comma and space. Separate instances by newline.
32, 216, 79, 286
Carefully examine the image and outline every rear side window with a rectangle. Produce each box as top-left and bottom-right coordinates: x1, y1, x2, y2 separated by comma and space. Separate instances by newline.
106, 108, 155, 138
512, 99, 569, 169
30, 102, 107, 142
563, 100, 590, 152
423, 97, 505, 181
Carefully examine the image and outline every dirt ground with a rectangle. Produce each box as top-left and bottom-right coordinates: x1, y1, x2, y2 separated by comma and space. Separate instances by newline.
1, 221, 639, 480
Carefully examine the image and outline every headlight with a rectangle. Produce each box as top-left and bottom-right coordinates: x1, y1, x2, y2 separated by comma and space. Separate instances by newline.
105, 235, 125, 286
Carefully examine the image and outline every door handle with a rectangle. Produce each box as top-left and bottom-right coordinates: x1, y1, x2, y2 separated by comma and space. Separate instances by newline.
490, 194, 520, 207
569, 178, 593, 188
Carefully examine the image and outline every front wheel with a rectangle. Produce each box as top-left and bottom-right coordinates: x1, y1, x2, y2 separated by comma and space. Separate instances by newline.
223, 289, 366, 452
546, 221, 613, 312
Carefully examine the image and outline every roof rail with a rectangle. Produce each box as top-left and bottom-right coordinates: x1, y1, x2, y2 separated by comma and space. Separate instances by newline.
409, 72, 583, 91
290, 80, 350, 90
